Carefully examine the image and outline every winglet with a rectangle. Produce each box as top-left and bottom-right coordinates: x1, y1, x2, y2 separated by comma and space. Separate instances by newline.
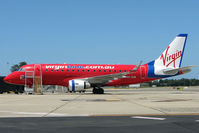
132, 61, 142, 71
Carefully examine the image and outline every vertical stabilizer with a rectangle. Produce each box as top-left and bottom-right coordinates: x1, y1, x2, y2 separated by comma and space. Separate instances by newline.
154, 34, 188, 75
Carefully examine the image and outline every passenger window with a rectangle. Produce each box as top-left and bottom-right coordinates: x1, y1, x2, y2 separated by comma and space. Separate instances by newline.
99, 70, 101, 72
104, 70, 106, 72
72, 70, 75, 72
94, 70, 96, 72
109, 70, 111, 72
46, 69, 48, 72
51, 69, 53, 72
114, 70, 117, 72
77, 70, 80, 72
82, 70, 85, 72
62, 69, 64, 72
67, 69, 69, 72
124, 70, 127, 72
88, 70, 90, 72
119, 70, 122, 72
56, 69, 59, 72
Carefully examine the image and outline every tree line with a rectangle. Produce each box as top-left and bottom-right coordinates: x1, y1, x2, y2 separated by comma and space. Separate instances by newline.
10, 61, 27, 72
150, 78, 199, 86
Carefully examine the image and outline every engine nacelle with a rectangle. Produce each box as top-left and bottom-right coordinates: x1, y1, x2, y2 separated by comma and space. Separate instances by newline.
68, 80, 90, 91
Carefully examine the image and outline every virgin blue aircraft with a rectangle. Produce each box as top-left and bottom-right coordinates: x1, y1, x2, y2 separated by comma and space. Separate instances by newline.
4, 34, 194, 94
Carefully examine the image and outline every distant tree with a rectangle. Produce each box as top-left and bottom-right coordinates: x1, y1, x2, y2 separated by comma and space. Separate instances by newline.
10, 65, 19, 73
150, 78, 199, 86
10, 61, 27, 72
19, 62, 27, 67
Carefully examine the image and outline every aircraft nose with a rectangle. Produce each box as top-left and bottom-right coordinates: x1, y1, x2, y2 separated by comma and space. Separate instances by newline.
4, 74, 15, 84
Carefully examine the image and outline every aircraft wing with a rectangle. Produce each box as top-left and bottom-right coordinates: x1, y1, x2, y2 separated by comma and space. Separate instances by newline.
83, 61, 142, 85
83, 71, 132, 84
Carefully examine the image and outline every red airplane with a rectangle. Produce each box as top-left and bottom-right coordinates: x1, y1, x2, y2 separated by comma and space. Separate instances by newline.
4, 34, 194, 94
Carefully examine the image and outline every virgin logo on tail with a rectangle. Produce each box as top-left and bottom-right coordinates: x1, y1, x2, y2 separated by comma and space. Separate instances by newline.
160, 46, 182, 68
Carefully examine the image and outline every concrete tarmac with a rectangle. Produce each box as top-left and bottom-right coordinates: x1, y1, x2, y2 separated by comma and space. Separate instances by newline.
0, 87, 199, 117
0, 87, 199, 133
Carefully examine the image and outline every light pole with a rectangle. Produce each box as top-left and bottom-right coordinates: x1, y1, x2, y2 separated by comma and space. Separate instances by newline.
6, 62, 10, 76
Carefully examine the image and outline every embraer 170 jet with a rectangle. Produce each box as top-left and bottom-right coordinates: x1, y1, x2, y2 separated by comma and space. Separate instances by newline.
4, 34, 194, 94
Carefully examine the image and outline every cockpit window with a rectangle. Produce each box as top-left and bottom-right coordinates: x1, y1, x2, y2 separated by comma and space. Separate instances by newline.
18, 68, 25, 72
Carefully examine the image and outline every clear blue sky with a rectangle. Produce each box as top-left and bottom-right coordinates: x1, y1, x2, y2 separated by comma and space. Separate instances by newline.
0, 0, 198, 78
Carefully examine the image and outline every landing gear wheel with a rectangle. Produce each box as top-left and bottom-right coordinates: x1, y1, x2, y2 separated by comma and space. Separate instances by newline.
92, 87, 104, 94
98, 88, 104, 94
92, 88, 97, 94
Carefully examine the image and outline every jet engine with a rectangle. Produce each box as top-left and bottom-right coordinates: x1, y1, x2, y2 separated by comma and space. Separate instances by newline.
68, 80, 90, 92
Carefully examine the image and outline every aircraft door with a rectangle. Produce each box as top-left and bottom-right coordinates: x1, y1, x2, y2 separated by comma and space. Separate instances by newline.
140, 66, 146, 79
34, 64, 43, 94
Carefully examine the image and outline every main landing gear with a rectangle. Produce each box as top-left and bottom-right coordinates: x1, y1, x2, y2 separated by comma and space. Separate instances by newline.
92, 87, 104, 94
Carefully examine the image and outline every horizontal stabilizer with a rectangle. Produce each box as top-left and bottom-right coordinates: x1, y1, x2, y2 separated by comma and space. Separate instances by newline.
163, 65, 196, 75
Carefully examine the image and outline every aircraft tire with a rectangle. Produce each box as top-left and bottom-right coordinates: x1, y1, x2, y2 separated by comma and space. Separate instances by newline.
92, 87, 104, 94
92, 88, 97, 94
99, 88, 104, 94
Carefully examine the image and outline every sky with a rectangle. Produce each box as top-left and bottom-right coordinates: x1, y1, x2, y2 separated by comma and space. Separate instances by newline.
0, 0, 199, 78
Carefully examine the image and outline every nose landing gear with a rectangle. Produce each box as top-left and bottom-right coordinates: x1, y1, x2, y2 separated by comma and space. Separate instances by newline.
92, 87, 104, 94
